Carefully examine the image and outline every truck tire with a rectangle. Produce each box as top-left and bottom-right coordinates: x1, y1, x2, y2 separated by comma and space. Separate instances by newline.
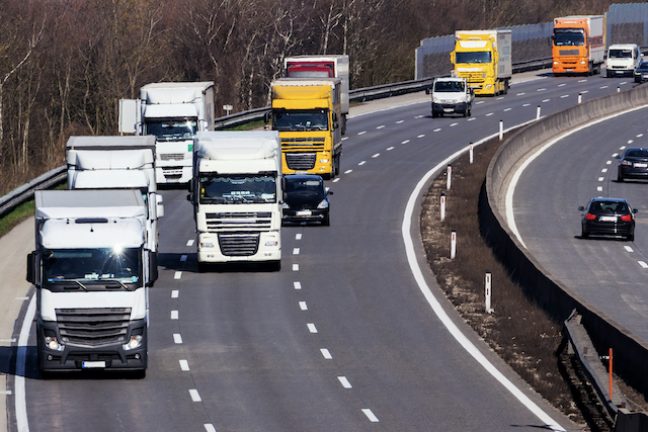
606, 70, 612, 78
333, 154, 341, 177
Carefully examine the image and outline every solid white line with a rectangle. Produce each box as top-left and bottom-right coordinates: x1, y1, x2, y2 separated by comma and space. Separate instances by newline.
299, 301, 308, 311
417, 134, 425, 138
204, 424, 217, 432
358, 161, 366, 166
180, 255, 187, 262
171, 310, 179, 320
624, 246, 633, 253
358, 131, 366, 135
320, 348, 332, 359
293, 281, 302, 290
396, 120, 404, 124
639, 261, 648, 269
376, 125, 385, 129
504, 108, 512, 112
401, 118, 565, 431
523, 103, 531, 107
362, 409, 380, 423
450, 122, 458, 127
179, 359, 190, 371
189, 389, 202, 402
173, 333, 183, 344
597, 186, 603, 192
558, 83, 566, 87
293, 248, 300, 255
338, 376, 352, 388
307, 323, 318, 333
401, 139, 410, 144
597, 177, 604, 182
344, 169, 353, 174
292, 264, 299, 272
342, 136, 349, 141
186, 239, 195, 247
372, 153, 380, 158
171, 290, 179, 300
560, 94, 569, 98
15, 295, 35, 432
433, 128, 442, 132
295, 233, 302, 240
387, 146, 394, 151
601, 168, 608, 173
332, 178, 340, 183
174, 271, 182, 280
542, 99, 550, 103
485, 112, 494, 117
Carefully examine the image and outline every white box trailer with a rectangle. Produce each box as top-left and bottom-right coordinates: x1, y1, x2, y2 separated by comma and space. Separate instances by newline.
191, 131, 282, 270
27, 189, 157, 374
119, 82, 215, 184
66, 135, 163, 253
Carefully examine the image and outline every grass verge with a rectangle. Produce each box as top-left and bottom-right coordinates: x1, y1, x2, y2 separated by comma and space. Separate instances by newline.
0, 200, 34, 239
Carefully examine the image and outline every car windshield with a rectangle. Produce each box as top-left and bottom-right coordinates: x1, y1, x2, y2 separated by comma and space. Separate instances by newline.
43, 248, 141, 290
434, 81, 465, 92
625, 149, 648, 158
589, 201, 629, 214
553, 29, 585, 46
609, 49, 632, 58
638, 62, 648, 70
272, 109, 329, 132
144, 118, 197, 141
285, 178, 325, 199
200, 174, 277, 204
455, 51, 491, 64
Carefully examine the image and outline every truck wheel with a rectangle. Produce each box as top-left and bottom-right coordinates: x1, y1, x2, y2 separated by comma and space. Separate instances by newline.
197, 262, 208, 273
606, 70, 612, 78
334, 154, 341, 177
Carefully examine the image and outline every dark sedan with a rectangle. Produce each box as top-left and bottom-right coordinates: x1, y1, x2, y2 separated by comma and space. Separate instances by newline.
579, 197, 636, 241
617, 147, 648, 181
282, 174, 332, 226
634, 61, 648, 83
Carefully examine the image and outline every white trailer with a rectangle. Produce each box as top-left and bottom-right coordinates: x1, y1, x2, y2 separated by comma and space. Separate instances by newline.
27, 189, 157, 375
191, 131, 282, 270
284, 55, 349, 134
119, 82, 215, 184
66, 135, 164, 254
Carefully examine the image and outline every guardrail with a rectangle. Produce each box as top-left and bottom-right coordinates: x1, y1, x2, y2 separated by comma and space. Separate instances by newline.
0, 166, 66, 219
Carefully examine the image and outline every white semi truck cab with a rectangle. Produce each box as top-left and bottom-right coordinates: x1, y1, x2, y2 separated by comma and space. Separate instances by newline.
66, 135, 164, 254
191, 131, 282, 270
119, 82, 215, 184
27, 190, 157, 374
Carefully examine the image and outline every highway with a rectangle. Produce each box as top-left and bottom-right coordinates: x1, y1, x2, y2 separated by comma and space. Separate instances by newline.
10, 71, 634, 431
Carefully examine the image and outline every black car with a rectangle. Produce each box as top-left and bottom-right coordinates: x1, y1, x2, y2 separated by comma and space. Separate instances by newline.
634, 61, 648, 83
579, 197, 637, 241
282, 175, 332, 225
617, 147, 648, 181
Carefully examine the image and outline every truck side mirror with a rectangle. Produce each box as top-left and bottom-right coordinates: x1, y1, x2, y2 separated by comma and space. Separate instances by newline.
332, 112, 339, 129
26, 251, 40, 285
146, 251, 158, 286
450, 52, 456, 64
425, 87, 431, 95
264, 111, 271, 124
155, 194, 164, 218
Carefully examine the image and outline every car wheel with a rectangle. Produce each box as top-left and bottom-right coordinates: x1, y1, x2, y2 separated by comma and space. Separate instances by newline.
636, 78, 642, 83
197, 262, 208, 273
606, 70, 611, 78
617, 172, 624, 182
431, 111, 437, 118
322, 215, 330, 226
581, 229, 589, 239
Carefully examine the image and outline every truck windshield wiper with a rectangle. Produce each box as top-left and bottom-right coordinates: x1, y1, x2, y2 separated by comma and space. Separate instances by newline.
56, 279, 88, 291
101, 279, 131, 291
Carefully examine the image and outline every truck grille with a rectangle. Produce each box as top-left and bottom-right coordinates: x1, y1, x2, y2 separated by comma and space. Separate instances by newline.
162, 167, 183, 179
281, 137, 325, 150
285, 153, 316, 170
205, 212, 272, 232
559, 49, 580, 56
159, 153, 185, 161
218, 233, 260, 256
55, 308, 131, 347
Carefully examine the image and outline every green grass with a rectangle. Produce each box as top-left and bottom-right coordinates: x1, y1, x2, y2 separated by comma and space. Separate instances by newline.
224, 119, 266, 131
0, 199, 35, 238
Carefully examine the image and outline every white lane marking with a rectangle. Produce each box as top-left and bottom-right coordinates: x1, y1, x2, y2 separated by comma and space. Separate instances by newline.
372, 153, 380, 158
292, 264, 299, 272
606, 160, 612, 165
624, 246, 633, 253
598, 177, 604, 182
639, 261, 648, 269
189, 389, 202, 402
320, 348, 332, 359
637, 133, 644, 138
578, 79, 588, 83
600, 85, 609, 89
293, 248, 300, 255
296, 233, 302, 240
180, 255, 188, 262
620, 81, 628, 85
516, 92, 526, 96
307, 323, 318, 334
204, 424, 217, 432
376, 125, 385, 130
601, 168, 608, 173
362, 409, 380, 423
620, 146, 626, 150
485, 112, 494, 117
450, 122, 458, 127
402, 117, 566, 431
581, 90, 589, 94
415, 115, 424, 119
523, 103, 531, 107
338, 376, 352, 389
387, 146, 394, 151
396, 120, 404, 124
332, 178, 340, 183
293, 281, 302, 290
174, 271, 182, 280
401, 139, 410, 144
15, 296, 29, 301
628, 139, 634, 144
171, 310, 179, 320
344, 169, 353, 174
417, 134, 425, 138
612, 153, 619, 157
179, 359, 190, 371
596, 186, 603, 192
186, 239, 195, 247
358, 161, 366, 166
358, 131, 366, 135
504, 108, 512, 112
299, 301, 308, 311
433, 128, 442, 132
476, 101, 485, 104
536, 88, 546, 92
560, 94, 569, 99
173, 333, 183, 344
497, 96, 504, 100
467, 117, 476, 121
342, 136, 349, 141
558, 83, 566, 87
542, 99, 550, 103
15, 295, 35, 432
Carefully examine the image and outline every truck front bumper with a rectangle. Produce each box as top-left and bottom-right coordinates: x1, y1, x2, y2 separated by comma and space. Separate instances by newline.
432, 102, 468, 114
197, 231, 281, 263
552, 60, 589, 74
37, 320, 147, 372
282, 150, 334, 176
155, 165, 192, 184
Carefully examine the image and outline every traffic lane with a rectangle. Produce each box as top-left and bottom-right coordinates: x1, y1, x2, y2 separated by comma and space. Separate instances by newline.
514, 107, 648, 342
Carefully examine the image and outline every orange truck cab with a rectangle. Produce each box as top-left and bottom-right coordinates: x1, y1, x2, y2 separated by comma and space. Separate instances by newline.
552, 15, 605, 75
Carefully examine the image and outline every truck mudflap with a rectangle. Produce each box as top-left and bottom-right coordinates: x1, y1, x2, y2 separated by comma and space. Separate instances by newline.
37, 319, 147, 372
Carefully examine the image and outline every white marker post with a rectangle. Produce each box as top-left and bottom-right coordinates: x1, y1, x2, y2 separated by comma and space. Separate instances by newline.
223, 104, 233, 115
440, 193, 446, 222
446, 165, 452, 190
450, 231, 457, 259
536, 105, 541, 120
485, 272, 493, 313
469, 142, 474, 164
617, 86, 621, 93
578, 93, 582, 104
499, 120, 504, 141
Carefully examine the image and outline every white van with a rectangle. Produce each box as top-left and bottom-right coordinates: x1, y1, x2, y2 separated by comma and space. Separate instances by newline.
605, 44, 642, 77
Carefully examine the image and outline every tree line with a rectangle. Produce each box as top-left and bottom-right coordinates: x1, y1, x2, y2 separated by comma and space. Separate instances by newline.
0, 0, 626, 193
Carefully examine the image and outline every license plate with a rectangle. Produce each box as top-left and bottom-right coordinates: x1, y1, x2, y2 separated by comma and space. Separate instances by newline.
296, 210, 312, 217
82, 361, 106, 369
599, 216, 617, 222
634, 163, 647, 168
443, 108, 454, 112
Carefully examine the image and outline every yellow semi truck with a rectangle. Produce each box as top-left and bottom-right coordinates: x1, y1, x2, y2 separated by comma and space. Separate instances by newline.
270, 78, 342, 177
451, 30, 512, 96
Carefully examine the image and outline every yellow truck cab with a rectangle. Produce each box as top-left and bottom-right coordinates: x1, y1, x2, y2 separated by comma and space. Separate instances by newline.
270, 78, 342, 178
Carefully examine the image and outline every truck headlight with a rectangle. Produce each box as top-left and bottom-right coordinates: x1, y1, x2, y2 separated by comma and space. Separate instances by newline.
45, 336, 65, 351
580, 60, 586, 65
265, 240, 279, 247
122, 335, 143, 351
319, 158, 329, 163
553, 61, 559, 65
200, 241, 215, 248
317, 200, 329, 209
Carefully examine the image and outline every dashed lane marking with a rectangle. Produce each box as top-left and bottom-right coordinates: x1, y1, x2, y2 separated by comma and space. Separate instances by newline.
338, 376, 352, 389
560, 94, 569, 98
628, 139, 634, 144
179, 360, 190, 371
401, 139, 410, 144
204, 425, 216, 432
606, 160, 612, 165
189, 389, 202, 402
504, 108, 512, 112
186, 239, 194, 247
332, 178, 340, 183
417, 134, 425, 138
598, 177, 604, 182
358, 131, 366, 136
307, 323, 318, 334
476, 101, 485, 104
639, 261, 648, 269
171, 310, 178, 320
344, 169, 353, 174
320, 348, 332, 359
558, 83, 566, 87
620, 146, 626, 150
433, 128, 441, 132
597, 186, 603, 192
542, 99, 550, 103
537, 88, 546, 92
174, 271, 182, 280
625, 246, 633, 253
612, 153, 619, 157
601, 168, 608, 173
467, 117, 476, 121
358, 161, 366, 166
173, 333, 183, 344
496, 96, 504, 100
450, 122, 458, 127
299, 301, 308, 311
387, 146, 394, 151
516, 92, 525, 96
362, 409, 380, 423
600, 85, 609, 89
637, 133, 644, 138
376, 125, 385, 129
578, 79, 588, 83
293, 248, 300, 255
342, 137, 349, 141
292, 264, 299, 272
293, 281, 302, 290
296, 233, 302, 240
522, 103, 530, 107
372, 153, 380, 158
485, 112, 494, 117
396, 120, 404, 124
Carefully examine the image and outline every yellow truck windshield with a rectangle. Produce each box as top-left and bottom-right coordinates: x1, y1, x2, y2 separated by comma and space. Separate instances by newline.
456, 51, 491, 64
273, 109, 329, 132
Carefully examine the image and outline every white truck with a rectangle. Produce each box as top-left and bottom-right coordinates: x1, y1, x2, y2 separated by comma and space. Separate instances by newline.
191, 131, 282, 271
605, 44, 642, 77
428, 77, 474, 118
66, 135, 164, 254
26, 189, 157, 375
119, 82, 215, 184
284, 55, 349, 134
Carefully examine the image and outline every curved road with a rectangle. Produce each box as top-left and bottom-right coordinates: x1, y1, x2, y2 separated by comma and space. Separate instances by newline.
8, 71, 634, 431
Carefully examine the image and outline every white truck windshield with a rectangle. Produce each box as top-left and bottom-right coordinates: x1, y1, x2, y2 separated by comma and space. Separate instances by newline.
608, 49, 632, 58
272, 109, 329, 132
145, 119, 197, 141
200, 174, 277, 204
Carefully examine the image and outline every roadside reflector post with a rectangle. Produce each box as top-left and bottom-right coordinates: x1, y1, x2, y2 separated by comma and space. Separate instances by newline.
469, 142, 474, 164
446, 165, 452, 190
450, 231, 457, 259
485, 272, 493, 314
536, 105, 541, 120
617, 86, 621, 93
499, 120, 503, 141
578, 93, 582, 104
440, 193, 446, 222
